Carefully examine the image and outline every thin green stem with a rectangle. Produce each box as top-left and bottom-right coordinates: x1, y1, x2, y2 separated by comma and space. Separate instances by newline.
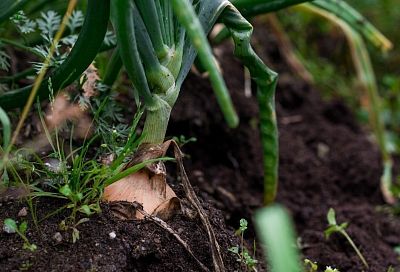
341, 230, 369, 268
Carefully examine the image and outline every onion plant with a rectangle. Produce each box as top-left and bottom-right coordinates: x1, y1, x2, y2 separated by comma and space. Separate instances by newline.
0, 0, 392, 206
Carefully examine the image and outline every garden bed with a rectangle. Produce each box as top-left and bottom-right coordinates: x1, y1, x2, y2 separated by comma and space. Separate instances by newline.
1, 28, 400, 272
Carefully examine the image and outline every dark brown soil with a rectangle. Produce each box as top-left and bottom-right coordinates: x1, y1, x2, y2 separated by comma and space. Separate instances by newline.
1, 24, 400, 272
0, 198, 241, 272
167, 24, 400, 271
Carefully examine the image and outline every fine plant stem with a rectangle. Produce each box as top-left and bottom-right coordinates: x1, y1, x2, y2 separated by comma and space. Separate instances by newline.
340, 230, 369, 269
8, 0, 77, 153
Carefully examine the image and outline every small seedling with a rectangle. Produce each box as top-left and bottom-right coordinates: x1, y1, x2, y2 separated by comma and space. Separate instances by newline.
324, 208, 369, 269
229, 219, 258, 271
59, 217, 90, 243
3, 218, 37, 251
304, 259, 341, 272
172, 135, 197, 147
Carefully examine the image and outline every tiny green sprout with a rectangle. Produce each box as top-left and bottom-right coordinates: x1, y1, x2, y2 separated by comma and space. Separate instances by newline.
229, 218, 258, 271
304, 259, 341, 272
304, 259, 318, 272
387, 266, 395, 272
59, 217, 90, 243
172, 135, 197, 147
324, 208, 369, 269
3, 218, 37, 251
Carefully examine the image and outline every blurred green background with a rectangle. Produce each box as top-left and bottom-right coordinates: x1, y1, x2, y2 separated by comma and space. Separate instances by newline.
277, 0, 400, 153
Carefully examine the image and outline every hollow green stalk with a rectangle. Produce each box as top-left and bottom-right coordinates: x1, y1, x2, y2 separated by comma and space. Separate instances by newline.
220, 5, 279, 204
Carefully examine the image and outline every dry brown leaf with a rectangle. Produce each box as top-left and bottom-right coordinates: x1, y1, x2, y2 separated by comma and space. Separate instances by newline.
82, 63, 100, 98
45, 93, 93, 139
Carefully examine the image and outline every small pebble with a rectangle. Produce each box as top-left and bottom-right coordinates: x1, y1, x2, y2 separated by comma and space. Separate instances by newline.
109, 231, 116, 239
18, 207, 28, 217
154, 238, 161, 244
53, 232, 63, 243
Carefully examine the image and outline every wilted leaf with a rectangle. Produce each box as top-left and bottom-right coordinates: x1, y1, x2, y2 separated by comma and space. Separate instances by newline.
82, 64, 100, 99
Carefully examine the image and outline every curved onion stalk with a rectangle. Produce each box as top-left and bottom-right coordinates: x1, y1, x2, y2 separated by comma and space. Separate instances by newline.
219, 5, 279, 204
299, 3, 394, 203
0, 0, 29, 24
0, 0, 110, 110
171, 0, 279, 204
254, 205, 302, 272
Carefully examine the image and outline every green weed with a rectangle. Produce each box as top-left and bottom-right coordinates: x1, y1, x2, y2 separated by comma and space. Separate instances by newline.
3, 218, 37, 251
229, 219, 258, 271
325, 208, 369, 269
